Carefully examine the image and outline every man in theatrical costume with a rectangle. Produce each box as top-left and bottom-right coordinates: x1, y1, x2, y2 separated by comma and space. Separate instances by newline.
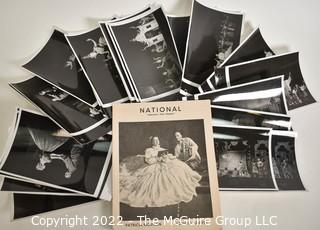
174, 131, 201, 169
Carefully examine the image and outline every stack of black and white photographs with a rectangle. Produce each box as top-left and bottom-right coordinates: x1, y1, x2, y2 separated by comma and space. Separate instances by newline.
212, 125, 305, 191
1, 0, 315, 222
184, 76, 289, 115
65, 27, 130, 110
180, 0, 243, 95
0, 108, 112, 201
102, 5, 182, 102
10, 76, 112, 144
198, 27, 275, 92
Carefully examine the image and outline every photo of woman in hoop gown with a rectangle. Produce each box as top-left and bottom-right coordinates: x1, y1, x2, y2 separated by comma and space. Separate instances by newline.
119, 136, 202, 208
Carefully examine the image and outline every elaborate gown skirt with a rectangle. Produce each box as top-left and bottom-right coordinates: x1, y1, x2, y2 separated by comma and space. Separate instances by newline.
120, 157, 202, 208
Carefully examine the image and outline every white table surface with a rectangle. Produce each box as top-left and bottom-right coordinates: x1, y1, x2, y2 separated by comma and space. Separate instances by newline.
0, 0, 319, 229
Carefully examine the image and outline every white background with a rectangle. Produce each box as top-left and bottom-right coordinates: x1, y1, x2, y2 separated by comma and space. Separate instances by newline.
0, 0, 319, 229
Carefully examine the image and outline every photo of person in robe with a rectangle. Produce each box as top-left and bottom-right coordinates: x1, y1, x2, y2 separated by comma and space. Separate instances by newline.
174, 131, 201, 169
119, 136, 201, 208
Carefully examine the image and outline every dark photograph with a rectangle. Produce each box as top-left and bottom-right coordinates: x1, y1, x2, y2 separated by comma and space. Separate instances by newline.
100, 22, 137, 102
118, 120, 213, 220
186, 76, 288, 114
212, 105, 291, 130
13, 193, 97, 220
109, 7, 182, 101
271, 132, 305, 190
66, 27, 129, 107
222, 52, 316, 110
167, 15, 190, 66
1, 176, 73, 194
0, 110, 112, 199
213, 126, 276, 190
181, 0, 243, 94
10, 76, 111, 144
200, 27, 275, 91
22, 29, 96, 106
99, 6, 154, 102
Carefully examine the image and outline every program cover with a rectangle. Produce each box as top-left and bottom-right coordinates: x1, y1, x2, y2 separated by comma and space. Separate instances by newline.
112, 100, 221, 230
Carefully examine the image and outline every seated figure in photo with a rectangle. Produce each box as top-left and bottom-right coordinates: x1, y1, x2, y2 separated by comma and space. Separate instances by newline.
119, 136, 201, 208
174, 131, 201, 169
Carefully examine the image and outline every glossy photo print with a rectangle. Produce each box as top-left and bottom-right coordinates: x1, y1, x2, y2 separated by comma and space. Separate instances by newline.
0, 109, 112, 200
10, 76, 111, 144
167, 15, 190, 66
199, 27, 275, 92
218, 52, 316, 110
66, 27, 129, 108
107, 6, 182, 101
213, 126, 277, 190
211, 105, 291, 130
22, 29, 97, 107
13, 193, 97, 220
99, 6, 154, 102
181, 0, 243, 95
184, 76, 288, 114
0, 176, 74, 195
271, 131, 305, 190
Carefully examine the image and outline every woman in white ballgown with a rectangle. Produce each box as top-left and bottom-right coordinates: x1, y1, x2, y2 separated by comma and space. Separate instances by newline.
120, 136, 202, 208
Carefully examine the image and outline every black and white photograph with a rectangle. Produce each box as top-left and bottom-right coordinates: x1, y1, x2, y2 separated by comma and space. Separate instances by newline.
180, 0, 243, 95
199, 27, 275, 92
10, 76, 112, 144
106, 6, 182, 101
213, 126, 277, 190
99, 6, 154, 102
184, 76, 288, 114
167, 15, 190, 66
22, 29, 97, 107
118, 120, 212, 220
0, 109, 112, 200
218, 52, 316, 110
271, 131, 305, 190
13, 193, 97, 220
66, 27, 129, 108
0, 175, 74, 195
212, 105, 291, 130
